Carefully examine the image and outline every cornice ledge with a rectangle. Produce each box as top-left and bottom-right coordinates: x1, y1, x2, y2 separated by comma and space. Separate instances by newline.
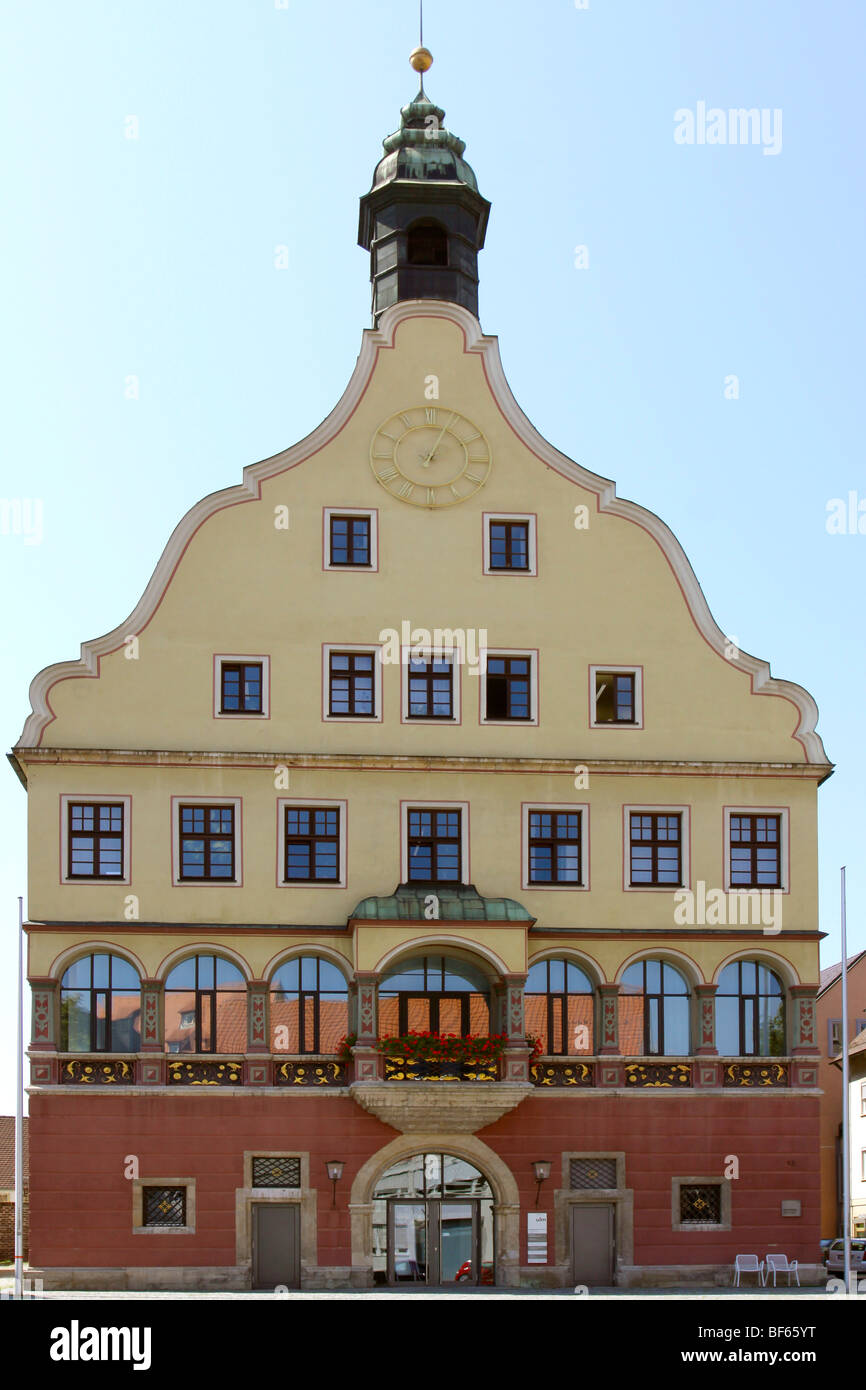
14, 300, 829, 768
12, 746, 831, 779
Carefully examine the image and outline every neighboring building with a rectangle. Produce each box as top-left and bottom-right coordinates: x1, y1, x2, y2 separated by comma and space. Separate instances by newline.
0, 1116, 29, 1263
11, 49, 833, 1291
834, 1031, 866, 1239
819, 954, 866, 1236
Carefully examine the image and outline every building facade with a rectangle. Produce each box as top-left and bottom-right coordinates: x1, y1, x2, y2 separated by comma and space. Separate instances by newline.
844, 1035, 866, 1240
818, 954, 866, 1238
12, 52, 832, 1290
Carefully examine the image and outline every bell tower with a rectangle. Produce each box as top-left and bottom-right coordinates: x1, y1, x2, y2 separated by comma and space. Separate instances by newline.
358, 46, 491, 325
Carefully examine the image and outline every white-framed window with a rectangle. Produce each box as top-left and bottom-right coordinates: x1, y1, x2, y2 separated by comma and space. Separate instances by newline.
60, 794, 132, 885
322, 644, 383, 722
277, 799, 347, 888
723, 807, 789, 892
522, 803, 589, 890
482, 512, 537, 576
401, 647, 461, 725
480, 650, 538, 726
401, 801, 470, 885
324, 508, 378, 571
623, 805, 690, 890
589, 665, 643, 728
861, 1081, 866, 1118
213, 655, 270, 718
171, 796, 242, 886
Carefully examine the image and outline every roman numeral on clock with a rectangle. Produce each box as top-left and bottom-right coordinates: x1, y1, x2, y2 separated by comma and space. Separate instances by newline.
377, 466, 398, 482
397, 480, 414, 498
425, 408, 438, 425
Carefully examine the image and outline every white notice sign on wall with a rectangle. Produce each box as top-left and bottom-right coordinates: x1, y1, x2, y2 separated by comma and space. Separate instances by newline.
527, 1211, 548, 1264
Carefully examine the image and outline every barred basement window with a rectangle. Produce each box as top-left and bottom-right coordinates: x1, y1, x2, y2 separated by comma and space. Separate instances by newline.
679, 1184, 722, 1225
143, 1186, 186, 1228
570, 1158, 617, 1190
252, 1156, 301, 1188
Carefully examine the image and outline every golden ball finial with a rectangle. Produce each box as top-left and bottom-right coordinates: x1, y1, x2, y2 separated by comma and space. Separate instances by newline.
410, 46, 433, 74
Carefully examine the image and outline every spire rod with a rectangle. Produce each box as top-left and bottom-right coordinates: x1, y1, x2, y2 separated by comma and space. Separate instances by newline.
409, 7, 433, 99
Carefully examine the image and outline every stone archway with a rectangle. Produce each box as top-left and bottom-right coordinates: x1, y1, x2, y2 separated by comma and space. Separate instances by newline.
349, 1132, 521, 1288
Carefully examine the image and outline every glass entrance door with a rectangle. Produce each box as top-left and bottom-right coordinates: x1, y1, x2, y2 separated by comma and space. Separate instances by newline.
386, 1199, 490, 1285
372, 1152, 495, 1286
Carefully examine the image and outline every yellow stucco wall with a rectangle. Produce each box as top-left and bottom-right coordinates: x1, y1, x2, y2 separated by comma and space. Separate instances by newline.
16, 309, 825, 993
29, 315, 805, 761
24, 761, 818, 938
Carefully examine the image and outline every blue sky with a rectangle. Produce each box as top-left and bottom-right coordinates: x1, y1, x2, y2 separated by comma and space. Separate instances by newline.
1, 0, 863, 1110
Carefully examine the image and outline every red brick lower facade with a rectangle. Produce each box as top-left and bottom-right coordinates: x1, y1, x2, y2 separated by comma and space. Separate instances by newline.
27, 1090, 822, 1288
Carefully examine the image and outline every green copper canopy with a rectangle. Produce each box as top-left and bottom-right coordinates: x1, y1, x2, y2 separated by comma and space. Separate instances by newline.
350, 883, 532, 923
371, 88, 480, 192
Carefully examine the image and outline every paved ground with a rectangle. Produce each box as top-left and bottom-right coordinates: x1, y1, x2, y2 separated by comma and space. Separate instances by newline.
0, 1273, 831, 1300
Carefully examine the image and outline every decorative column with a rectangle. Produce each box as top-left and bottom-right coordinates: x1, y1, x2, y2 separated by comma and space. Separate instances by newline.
693, 984, 722, 1087
789, 985, 820, 1088
29, 977, 57, 1050
29, 977, 58, 1085
351, 972, 382, 1081
245, 979, 271, 1086
501, 974, 530, 1082
596, 983, 623, 1087
138, 979, 165, 1086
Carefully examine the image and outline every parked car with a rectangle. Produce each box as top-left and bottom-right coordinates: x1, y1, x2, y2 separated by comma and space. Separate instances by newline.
824, 1238, 866, 1276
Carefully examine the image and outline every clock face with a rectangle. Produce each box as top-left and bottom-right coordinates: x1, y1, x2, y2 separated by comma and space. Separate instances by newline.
370, 407, 492, 508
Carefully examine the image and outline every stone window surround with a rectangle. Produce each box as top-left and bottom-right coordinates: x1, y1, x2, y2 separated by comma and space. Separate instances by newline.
132, 1176, 196, 1235
671, 1175, 732, 1232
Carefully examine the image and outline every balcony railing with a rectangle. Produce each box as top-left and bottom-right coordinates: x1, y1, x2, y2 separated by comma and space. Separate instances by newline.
529, 1056, 794, 1088
39, 1051, 800, 1089
382, 1055, 499, 1083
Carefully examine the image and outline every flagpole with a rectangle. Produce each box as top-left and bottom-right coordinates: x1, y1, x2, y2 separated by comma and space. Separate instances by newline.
841, 867, 851, 1296
14, 895, 24, 1300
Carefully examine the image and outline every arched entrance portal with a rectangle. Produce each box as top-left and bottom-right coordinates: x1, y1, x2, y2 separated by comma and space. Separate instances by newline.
372, 1152, 494, 1285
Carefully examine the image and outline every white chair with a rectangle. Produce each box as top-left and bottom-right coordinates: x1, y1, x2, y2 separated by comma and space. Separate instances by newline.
733, 1254, 764, 1286
764, 1253, 800, 1287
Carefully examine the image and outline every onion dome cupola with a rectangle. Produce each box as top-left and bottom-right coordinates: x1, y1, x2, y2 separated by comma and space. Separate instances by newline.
358, 46, 491, 325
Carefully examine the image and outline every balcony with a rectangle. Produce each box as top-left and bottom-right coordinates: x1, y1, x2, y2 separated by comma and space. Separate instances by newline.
34, 1052, 810, 1094
347, 1033, 535, 1131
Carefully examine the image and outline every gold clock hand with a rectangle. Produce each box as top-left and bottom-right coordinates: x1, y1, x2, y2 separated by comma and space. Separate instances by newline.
422, 411, 457, 464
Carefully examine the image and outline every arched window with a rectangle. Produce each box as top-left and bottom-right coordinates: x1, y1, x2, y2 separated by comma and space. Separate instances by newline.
525, 959, 594, 1054
620, 959, 690, 1055
407, 220, 448, 267
716, 960, 785, 1056
60, 953, 141, 1052
379, 956, 490, 1038
164, 954, 246, 1054
270, 956, 349, 1054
